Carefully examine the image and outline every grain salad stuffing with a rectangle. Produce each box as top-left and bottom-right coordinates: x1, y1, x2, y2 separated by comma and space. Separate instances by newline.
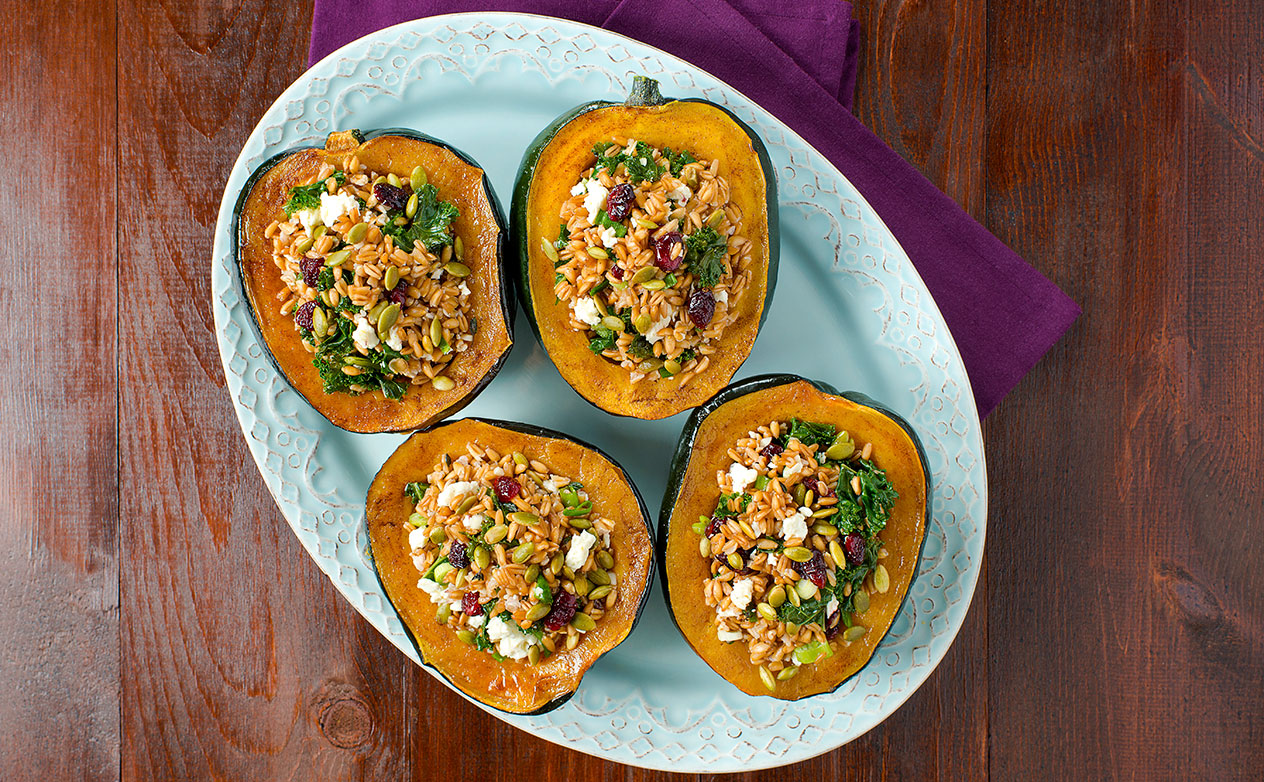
403, 443, 619, 666
694, 418, 898, 692
263, 157, 476, 398
546, 138, 754, 386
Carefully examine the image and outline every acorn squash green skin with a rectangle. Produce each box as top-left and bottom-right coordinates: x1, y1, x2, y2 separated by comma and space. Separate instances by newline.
510, 76, 780, 419
657, 373, 932, 700
232, 128, 514, 434
365, 417, 656, 715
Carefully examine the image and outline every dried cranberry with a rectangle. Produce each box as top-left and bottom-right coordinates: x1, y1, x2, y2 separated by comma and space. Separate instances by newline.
653, 232, 683, 271
294, 300, 316, 331
606, 183, 635, 221
843, 533, 866, 566
803, 476, 834, 498
386, 285, 407, 305
542, 590, 577, 631
373, 182, 408, 212
610, 265, 624, 280
759, 441, 784, 459
493, 476, 520, 504
705, 518, 721, 537
825, 610, 842, 639
448, 540, 469, 569
793, 550, 827, 588
300, 256, 323, 288
687, 289, 716, 328
461, 591, 482, 616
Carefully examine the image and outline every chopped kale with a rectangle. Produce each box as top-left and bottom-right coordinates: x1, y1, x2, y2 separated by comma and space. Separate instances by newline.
662, 146, 698, 177
554, 223, 571, 252
380, 183, 458, 252
628, 336, 655, 359
315, 266, 336, 292
591, 140, 663, 184
283, 172, 346, 216
856, 460, 898, 533
588, 324, 618, 354
404, 482, 429, 503
595, 209, 628, 237
684, 226, 728, 288
777, 584, 835, 627
711, 492, 752, 520
784, 417, 837, 449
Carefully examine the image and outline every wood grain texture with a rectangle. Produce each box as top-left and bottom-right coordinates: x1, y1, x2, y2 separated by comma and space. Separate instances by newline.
0, 0, 120, 778
3, 0, 1261, 779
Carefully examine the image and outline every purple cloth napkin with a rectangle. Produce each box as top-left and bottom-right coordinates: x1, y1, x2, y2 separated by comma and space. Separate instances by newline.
309, 0, 1080, 416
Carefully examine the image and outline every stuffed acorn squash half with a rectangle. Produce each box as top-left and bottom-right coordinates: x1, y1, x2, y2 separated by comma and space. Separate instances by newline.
366, 418, 654, 714
234, 129, 512, 433
659, 375, 930, 699
512, 76, 778, 419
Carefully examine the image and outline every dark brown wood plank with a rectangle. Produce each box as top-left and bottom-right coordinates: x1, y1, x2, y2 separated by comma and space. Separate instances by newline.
116, 1, 415, 779
0, 0, 119, 778
985, 0, 1264, 779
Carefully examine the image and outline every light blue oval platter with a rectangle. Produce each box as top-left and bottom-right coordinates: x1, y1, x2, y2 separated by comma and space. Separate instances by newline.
210, 12, 986, 772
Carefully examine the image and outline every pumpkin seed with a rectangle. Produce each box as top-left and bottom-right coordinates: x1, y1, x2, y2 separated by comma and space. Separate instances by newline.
852, 589, 870, 613
509, 511, 540, 526
633, 313, 652, 334
512, 542, 536, 564
436, 603, 451, 624
383, 265, 400, 291
825, 441, 855, 461
431, 376, 455, 391
726, 553, 744, 570
429, 316, 443, 347
294, 236, 314, 255
812, 506, 838, 519
346, 222, 369, 244
344, 355, 371, 367
756, 603, 778, 623
596, 315, 623, 332
573, 575, 590, 597
737, 519, 757, 540
634, 217, 658, 229
472, 547, 491, 571
829, 541, 847, 569
777, 666, 800, 681
641, 279, 666, 290
759, 666, 776, 692
444, 261, 471, 277
377, 303, 400, 332
541, 237, 559, 263
844, 625, 867, 642
562, 566, 575, 581
409, 165, 427, 191
785, 621, 800, 635
588, 584, 613, 600
405, 192, 419, 218
367, 301, 389, 322
311, 224, 327, 241
566, 631, 580, 651
699, 536, 711, 558
525, 603, 551, 622
325, 247, 352, 267
433, 562, 454, 582
524, 564, 540, 583
407, 513, 426, 528
571, 613, 596, 633
512, 451, 528, 466
596, 549, 614, 570
387, 172, 402, 187
630, 266, 657, 285
792, 483, 806, 506
389, 358, 409, 374
796, 579, 818, 600
803, 490, 815, 507
706, 210, 724, 227
874, 564, 890, 593
586, 246, 609, 259
787, 585, 801, 607
456, 629, 476, 646
784, 546, 813, 563
550, 553, 564, 575
567, 516, 592, 530
453, 237, 464, 259
454, 568, 469, 588
660, 358, 681, 376
767, 585, 787, 608
588, 568, 610, 586
321, 290, 337, 308
311, 307, 328, 339
813, 523, 839, 539
528, 645, 541, 665
428, 527, 446, 545
455, 495, 477, 515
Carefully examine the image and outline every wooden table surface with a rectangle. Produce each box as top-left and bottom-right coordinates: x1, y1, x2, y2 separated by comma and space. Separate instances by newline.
3, 0, 1260, 779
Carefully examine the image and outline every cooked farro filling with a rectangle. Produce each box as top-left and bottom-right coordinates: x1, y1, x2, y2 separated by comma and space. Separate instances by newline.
548, 138, 754, 386
264, 156, 476, 398
697, 418, 898, 690
403, 443, 619, 663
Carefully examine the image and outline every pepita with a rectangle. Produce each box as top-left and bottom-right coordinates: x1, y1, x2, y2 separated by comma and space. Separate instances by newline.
573, 576, 590, 597
630, 266, 657, 285
512, 451, 528, 466
311, 225, 327, 241
344, 355, 371, 367
472, 547, 491, 571
726, 553, 744, 570
784, 546, 813, 563
787, 584, 801, 607
407, 513, 426, 528
431, 376, 455, 391
785, 621, 800, 635
452, 237, 463, 259
588, 584, 612, 600
759, 666, 776, 692
844, 625, 867, 642
777, 666, 800, 681
796, 579, 818, 600
596, 550, 614, 570
456, 629, 476, 646
634, 217, 658, 229
432, 563, 454, 582
524, 564, 540, 583
571, 613, 596, 633
429, 316, 443, 347
511, 542, 536, 564
756, 603, 778, 623
633, 313, 653, 334
454, 569, 466, 590
402, 164, 425, 190
767, 585, 787, 608
428, 527, 446, 545
829, 541, 847, 569
367, 301, 389, 322
662, 359, 682, 375
383, 265, 400, 291
599, 315, 623, 332
325, 247, 352, 267
377, 303, 401, 332
311, 307, 328, 339
525, 603, 551, 622
386, 172, 402, 188
436, 603, 451, 625
588, 569, 610, 586
699, 536, 711, 558
528, 645, 541, 665
586, 246, 609, 260
388, 358, 409, 374
562, 566, 575, 581
294, 236, 314, 255
455, 495, 477, 515
852, 589, 870, 613
641, 279, 666, 290
508, 511, 540, 526
792, 483, 806, 506
444, 261, 471, 277
542, 237, 559, 263
706, 210, 724, 227
874, 564, 890, 593
405, 192, 419, 218
346, 222, 368, 244
737, 519, 757, 540
567, 516, 592, 530
566, 631, 579, 651
550, 553, 564, 575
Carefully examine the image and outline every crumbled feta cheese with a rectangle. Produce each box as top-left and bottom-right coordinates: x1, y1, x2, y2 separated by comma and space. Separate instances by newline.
570, 180, 588, 196
717, 627, 744, 643
449, 598, 463, 613
295, 208, 321, 234
572, 296, 603, 327
582, 179, 610, 224
623, 139, 638, 155
643, 313, 673, 344
352, 315, 380, 351
729, 578, 755, 610
826, 596, 839, 618
412, 554, 427, 571
461, 514, 484, 531
487, 614, 536, 660
531, 583, 545, 602
319, 192, 359, 229
407, 526, 429, 551
417, 578, 447, 604
542, 477, 561, 493
599, 225, 619, 248
758, 436, 771, 448
717, 605, 741, 620
503, 594, 522, 612
565, 530, 598, 571
714, 289, 729, 306
435, 480, 480, 508
468, 614, 486, 629
780, 509, 809, 541
458, 282, 471, 298
667, 182, 692, 204
728, 463, 759, 495
639, 157, 648, 166
385, 328, 404, 352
